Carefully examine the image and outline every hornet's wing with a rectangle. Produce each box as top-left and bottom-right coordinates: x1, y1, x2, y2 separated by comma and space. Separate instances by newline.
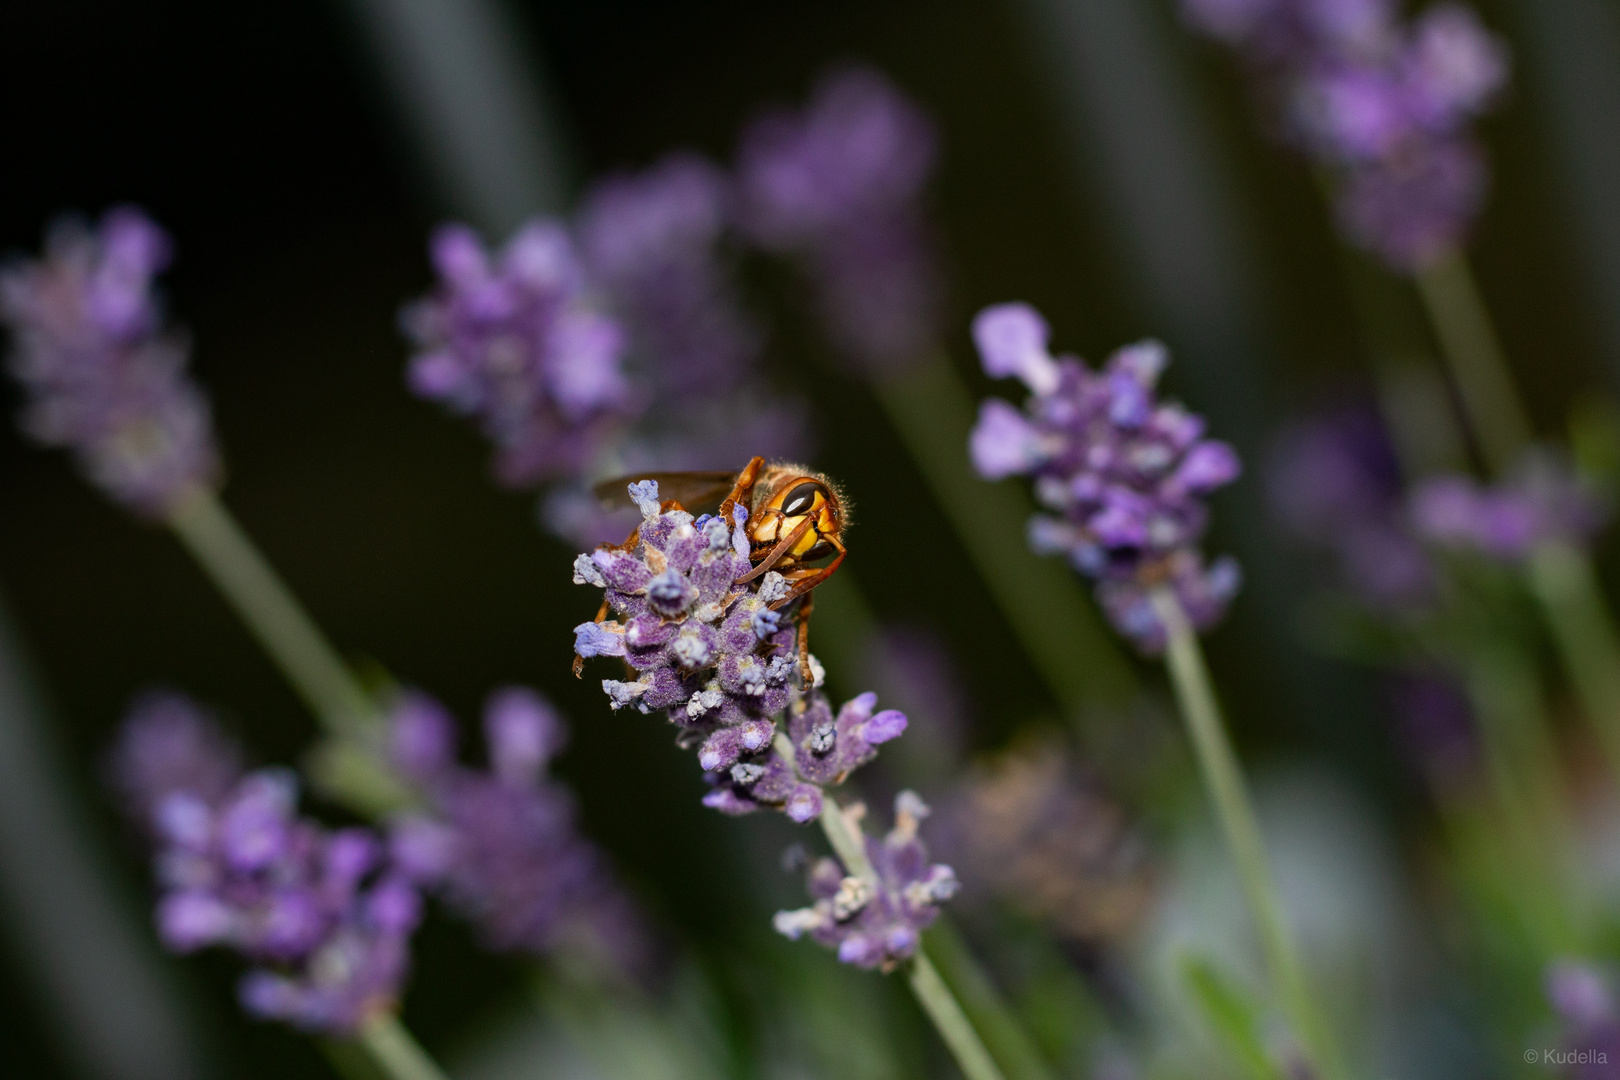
591, 470, 738, 514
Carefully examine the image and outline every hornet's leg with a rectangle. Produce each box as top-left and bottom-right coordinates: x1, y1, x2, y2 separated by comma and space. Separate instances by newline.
771, 534, 847, 607
717, 457, 765, 528
794, 592, 816, 685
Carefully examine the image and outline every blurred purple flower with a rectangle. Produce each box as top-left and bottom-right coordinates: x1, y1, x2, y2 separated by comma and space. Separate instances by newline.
109, 695, 422, 1034
401, 221, 633, 487
1183, 0, 1509, 269
1389, 671, 1479, 790
969, 303, 1242, 652
1410, 452, 1606, 562
931, 739, 1152, 942
1267, 403, 1435, 608
0, 207, 220, 515
107, 690, 242, 819
1547, 961, 1620, 1079
578, 153, 761, 401
774, 792, 958, 970
381, 687, 648, 975
738, 66, 943, 373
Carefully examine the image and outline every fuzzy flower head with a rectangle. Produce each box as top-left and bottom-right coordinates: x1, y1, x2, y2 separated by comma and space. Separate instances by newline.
111, 694, 424, 1034
1410, 452, 1607, 563
402, 221, 633, 487
572, 482, 905, 821
1183, 0, 1509, 269
380, 687, 648, 975
774, 793, 958, 970
1267, 403, 1435, 609
738, 66, 943, 373
932, 740, 1152, 942
969, 303, 1242, 652
0, 207, 220, 516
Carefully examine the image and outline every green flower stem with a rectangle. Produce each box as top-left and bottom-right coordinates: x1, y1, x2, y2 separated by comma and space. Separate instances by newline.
875, 358, 1138, 712
922, 918, 1057, 1080
1529, 540, 1620, 793
1149, 589, 1344, 1080
1413, 249, 1533, 474
815, 794, 1006, 1080
1460, 644, 1579, 954
166, 488, 376, 736
355, 1012, 452, 1080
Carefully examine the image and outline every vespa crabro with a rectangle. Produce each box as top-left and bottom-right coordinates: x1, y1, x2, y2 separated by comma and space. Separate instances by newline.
576, 456, 848, 684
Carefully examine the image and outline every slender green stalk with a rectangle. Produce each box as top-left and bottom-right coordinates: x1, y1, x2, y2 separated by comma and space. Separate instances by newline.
1460, 644, 1580, 954
166, 488, 376, 735
1529, 541, 1620, 792
1413, 249, 1533, 474
875, 358, 1138, 712
1149, 589, 1344, 1080
816, 795, 1007, 1080
923, 919, 1056, 1080
356, 1012, 452, 1080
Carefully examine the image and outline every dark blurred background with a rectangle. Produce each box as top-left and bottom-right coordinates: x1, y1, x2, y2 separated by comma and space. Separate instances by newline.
2, 0, 1617, 1076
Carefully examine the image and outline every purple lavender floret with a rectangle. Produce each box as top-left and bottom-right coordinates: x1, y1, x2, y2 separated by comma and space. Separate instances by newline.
1182, 0, 1509, 269
774, 792, 958, 970
1267, 403, 1435, 608
109, 696, 423, 1034
107, 691, 243, 818
1546, 961, 1620, 1080
573, 483, 903, 821
381, 687, 647, 973
737, 66, 942, 373
968, 302, 1242, 653
401, 221, 633, 487
1410, 452, 1607, 562
0, 207, 221, 516
578, 154, 761, 402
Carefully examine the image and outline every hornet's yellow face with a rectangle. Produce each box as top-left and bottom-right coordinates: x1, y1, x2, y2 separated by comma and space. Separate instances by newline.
750, 478, 840, 565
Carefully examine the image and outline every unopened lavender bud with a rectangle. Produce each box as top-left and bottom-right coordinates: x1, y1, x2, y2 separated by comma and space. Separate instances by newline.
574, 621, 627, 659
572, 553, 608, 587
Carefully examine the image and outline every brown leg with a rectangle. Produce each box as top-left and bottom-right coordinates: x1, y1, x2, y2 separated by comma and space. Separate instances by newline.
795, 592, 815, 685
772, 535, 846, 607
717, 456, 765, 527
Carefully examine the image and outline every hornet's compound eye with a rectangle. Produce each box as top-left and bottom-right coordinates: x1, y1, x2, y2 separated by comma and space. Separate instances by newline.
780, 480, 826, 519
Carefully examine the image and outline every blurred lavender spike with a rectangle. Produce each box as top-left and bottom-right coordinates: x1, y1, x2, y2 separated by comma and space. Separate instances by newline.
736, 67, 944, 375
338, 0, 575, 231
0, 596, 203, 1080
0, 208, 220, 517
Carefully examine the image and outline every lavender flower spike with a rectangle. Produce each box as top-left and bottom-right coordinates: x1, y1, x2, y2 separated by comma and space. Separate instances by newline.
0, 207, 220, 516
571, 483, 907, 823
380, 687, 649, 976
737, 66, 943, 373
401, 220, 634, 487
774, 792, 958, 970
1182, 0, 1510, 269
109, 694, 424, 1034
969, 303, 1242, 653
1410, 452, 1607, 563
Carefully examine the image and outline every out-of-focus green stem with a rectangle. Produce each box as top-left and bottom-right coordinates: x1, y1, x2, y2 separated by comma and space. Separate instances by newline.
1150, 590, 1345, 1080
1413, 249, 1533, 474
816, 796, 1006, 1080
166, 488, 376, 735
875, 358, 1138, 712
923, 919, 1056, 1080
355, 1013, 452, 1080
1529, 541, 1620, 791
1461, 643, 1579, 954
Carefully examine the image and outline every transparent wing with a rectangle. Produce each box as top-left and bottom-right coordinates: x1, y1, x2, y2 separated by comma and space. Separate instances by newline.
590, 470, 738, 513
